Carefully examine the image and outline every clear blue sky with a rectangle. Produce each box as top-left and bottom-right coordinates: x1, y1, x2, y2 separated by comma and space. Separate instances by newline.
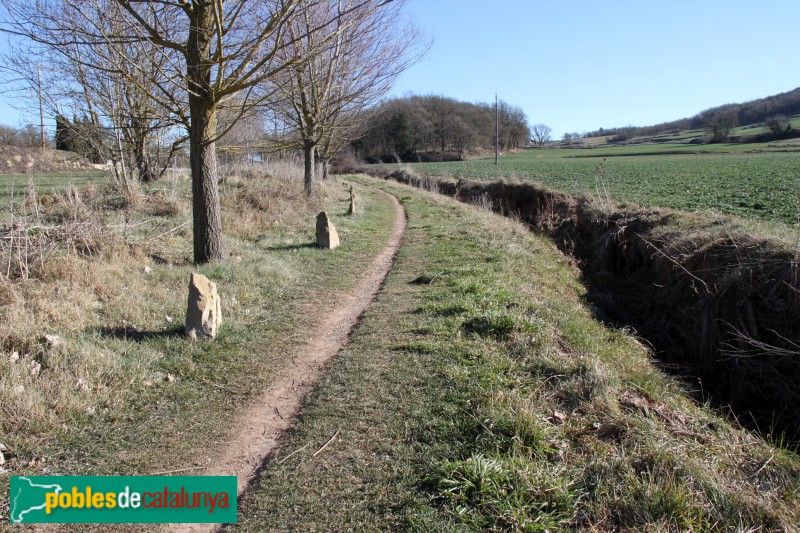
1, 0, 798, 140
389, 0, 800, 138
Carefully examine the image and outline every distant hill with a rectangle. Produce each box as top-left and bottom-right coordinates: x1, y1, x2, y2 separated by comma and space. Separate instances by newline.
587, 86, 800, 141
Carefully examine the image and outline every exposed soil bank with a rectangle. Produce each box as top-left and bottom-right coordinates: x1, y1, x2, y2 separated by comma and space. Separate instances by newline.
381, 169, 800, 439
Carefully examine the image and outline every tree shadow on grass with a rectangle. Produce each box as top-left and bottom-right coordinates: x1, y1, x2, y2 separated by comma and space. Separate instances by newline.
93, 326, 184, 343
263, 242, 318, 252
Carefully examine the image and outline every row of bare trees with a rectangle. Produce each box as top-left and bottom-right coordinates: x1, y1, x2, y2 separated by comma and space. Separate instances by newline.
0, 124, 42, 147
0, 0, 424, 263
355, 95, 530, 162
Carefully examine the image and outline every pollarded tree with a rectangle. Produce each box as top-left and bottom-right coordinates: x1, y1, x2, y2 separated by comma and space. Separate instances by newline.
0, 0, 335, 263
272, 0, 425, 195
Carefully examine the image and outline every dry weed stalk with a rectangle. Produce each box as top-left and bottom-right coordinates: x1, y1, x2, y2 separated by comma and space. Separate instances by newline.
594, 159, 614, 213
471, 192, 494, 212
1, 179, 147, 282
2, 179, 51, 280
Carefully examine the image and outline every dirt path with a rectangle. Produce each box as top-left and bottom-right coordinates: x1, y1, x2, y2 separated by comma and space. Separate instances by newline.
173, 183, 405, 533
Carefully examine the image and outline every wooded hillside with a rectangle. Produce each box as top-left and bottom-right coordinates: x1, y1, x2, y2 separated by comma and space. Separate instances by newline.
587, 86, 800, 140
354, 95, 530, 162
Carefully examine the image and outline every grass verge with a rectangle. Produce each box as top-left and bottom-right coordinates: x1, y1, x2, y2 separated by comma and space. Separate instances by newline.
234, 176, 800, 531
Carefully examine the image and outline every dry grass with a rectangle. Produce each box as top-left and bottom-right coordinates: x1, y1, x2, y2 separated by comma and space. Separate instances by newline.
219, 158, 329, 241
1, 173, 180, 439
0, 160, 385, 500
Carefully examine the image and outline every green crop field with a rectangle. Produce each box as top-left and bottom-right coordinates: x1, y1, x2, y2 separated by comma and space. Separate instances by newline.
0, 171, 106, 206
399, 147, 800, 224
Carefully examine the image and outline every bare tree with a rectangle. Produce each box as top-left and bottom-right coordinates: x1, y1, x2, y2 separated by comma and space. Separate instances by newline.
1, 0, 334, 263
316, 108, 365, 180
497, 101, 529, 150
706, 109, 738, 143
765, 115, 790, 136
272, 0, 426, 195
0, 125, 19, 145
1, 6, 183, 187
531, 123, 552, 147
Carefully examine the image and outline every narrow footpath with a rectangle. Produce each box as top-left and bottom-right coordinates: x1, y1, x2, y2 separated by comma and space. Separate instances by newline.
173, 185, 406, 533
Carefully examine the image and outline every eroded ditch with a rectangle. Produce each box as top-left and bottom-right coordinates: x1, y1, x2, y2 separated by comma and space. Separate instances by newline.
382, 169, 800, 441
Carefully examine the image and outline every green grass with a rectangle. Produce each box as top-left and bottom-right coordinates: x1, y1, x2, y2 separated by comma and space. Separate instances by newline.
233, 176, 800, 531
0, 171, 106, 207
394, 149, 800, 224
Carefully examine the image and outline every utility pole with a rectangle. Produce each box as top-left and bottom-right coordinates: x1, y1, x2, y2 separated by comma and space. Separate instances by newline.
37, 64, 46, 150
494, 93, 499, 164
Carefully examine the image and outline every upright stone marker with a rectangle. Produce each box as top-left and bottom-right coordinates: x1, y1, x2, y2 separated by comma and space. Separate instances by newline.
185, 272, 222, 340
316, 211, 340, 249
347, 186, 356, 216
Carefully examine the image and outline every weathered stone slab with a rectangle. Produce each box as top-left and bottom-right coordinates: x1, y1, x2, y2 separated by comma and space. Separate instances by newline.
185, 272, 222, 340
316, 211, 340, 249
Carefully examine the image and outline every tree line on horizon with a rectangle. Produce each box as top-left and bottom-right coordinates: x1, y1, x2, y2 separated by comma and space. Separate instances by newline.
352, 95, 531, 163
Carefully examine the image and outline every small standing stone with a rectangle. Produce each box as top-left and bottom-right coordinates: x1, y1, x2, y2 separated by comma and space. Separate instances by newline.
185, 272, 222, 340
347, 187, 356, 216
316, 211, 340, 249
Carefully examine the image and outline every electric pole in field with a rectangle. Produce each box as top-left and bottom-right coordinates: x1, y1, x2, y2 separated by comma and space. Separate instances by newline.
495, 93, 499, 164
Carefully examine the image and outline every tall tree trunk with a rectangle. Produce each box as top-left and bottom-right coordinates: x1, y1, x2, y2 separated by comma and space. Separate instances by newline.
134, 133, 155, 183
189, 99, 223, 263
321, 158, 328, 181
187, 4, 223, 263
303, 139, 315, 197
